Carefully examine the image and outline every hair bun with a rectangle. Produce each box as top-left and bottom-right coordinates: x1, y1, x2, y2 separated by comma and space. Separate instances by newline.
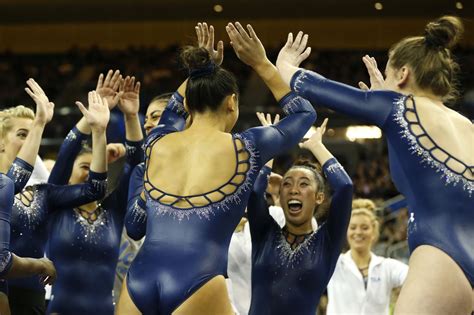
424, 16, 464, 49
181, 46, 212, 71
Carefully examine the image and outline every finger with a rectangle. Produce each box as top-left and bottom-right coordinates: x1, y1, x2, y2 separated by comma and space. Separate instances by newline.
266, 113, 271, 124
134, 81, 141, 94
111, 73, 122, 91
112, 92, 123, 106
358, 81, 370, 90
217, 40, 224, 61
96, 73, 104, 89
256, 112, 267, 126
26, 79, 43, 95
297, 34, 309, 54
25, 87, 38, 101
296, 47, 312, 65
235, 22, 251, 42
226, 23, 243, 46
103, 70, 113, 87
321, 118, 329, 133
102, 98, 110, 109
292, 31, 303, 48
274, 114, 280, 124
130, 76, 136, 90
202, 22, 209, 46
88, 91, 93, 107
195, 24, 202, 45
285, 32, 293, 48
75, 101, 88, 116
208, 25, 215, 48
246, 24, 260, 41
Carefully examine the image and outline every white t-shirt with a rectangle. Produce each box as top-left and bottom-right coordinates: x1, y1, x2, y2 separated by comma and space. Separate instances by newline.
227, 206, 317, 315
327, 251, 408, 315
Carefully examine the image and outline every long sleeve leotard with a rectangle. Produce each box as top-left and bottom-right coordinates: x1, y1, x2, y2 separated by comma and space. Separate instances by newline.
126, 90, 317, 315
247, 159, 353, 315
45, 126, 142, 315
291, 69, 474, 286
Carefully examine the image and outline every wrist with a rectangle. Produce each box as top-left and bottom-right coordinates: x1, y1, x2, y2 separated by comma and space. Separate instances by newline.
90, 126, 107, 134
124, 113, 139, 120
32, 119, 47, 128
253, 59, 274, 75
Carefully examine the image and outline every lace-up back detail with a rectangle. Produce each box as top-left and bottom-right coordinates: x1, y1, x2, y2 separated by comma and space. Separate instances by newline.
143, 133, 258, 217
394, 95, 474, 194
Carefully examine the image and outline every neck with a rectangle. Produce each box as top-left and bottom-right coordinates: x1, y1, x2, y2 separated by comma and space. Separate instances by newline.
401, 86, 443, 103
284, 220, 313, 235
350, 248, 372, 267
188, 111, 227, 133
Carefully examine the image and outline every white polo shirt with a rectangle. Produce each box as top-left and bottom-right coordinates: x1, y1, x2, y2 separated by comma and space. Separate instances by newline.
327, 250, 408, 315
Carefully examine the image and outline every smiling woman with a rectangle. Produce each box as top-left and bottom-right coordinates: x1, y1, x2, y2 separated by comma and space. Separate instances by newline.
326, 201, 408, 315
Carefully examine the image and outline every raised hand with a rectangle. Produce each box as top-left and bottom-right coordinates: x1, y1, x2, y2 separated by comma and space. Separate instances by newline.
196, 22, 224, 66
358, 55, 385, 91
96, 70, 123, 109
256, 112, 280, 126
276, 32, 311, 70
226, 22, 267, 69
300, 118, 328, 151
75, 91, 110, 132
25, 79, 54, 126
118, 76, 140, 115
267, 172, 283, 207
106, 143, 126, 164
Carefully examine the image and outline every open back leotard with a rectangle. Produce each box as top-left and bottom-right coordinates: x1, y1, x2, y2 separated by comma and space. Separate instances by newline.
248, 159, 353, 315
126, 91, 316, 315
291, 69, 474, 286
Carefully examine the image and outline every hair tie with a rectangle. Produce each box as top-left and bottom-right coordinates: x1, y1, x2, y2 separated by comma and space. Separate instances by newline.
189, 62, 216, 79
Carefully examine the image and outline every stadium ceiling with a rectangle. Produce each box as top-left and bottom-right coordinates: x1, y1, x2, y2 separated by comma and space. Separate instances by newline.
0, 0, 472, 24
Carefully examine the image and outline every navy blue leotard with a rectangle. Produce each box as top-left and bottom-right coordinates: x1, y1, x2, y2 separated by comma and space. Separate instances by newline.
45, 127, 143, 315
0, 174, 15, 279
248, 159, 353, 315
126, 90, 316, 314
291, 69, 474, 286
125, 162, 147, 241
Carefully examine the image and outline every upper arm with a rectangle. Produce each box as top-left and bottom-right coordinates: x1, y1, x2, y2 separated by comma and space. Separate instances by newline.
7, 158, 34, 194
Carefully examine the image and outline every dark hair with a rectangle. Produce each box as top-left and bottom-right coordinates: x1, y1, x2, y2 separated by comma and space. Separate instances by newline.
77, 145, 92, 158
150, 93, 173, 104
180, 46, 239, 113
388, 16, 464, 102
288, 159, 325, 193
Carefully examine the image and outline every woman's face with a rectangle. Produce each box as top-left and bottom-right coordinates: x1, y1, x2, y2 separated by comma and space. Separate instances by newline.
2, 117, 33, 164
69, 153, 92, 185
347, 214, 376, 252
280, 168, 323, 228
144, 100, 167, 136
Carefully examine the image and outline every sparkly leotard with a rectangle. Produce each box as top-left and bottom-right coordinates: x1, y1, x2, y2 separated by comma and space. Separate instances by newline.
248, 159, 353, 315
291, 69, 474, 286
126, 91, 316, 314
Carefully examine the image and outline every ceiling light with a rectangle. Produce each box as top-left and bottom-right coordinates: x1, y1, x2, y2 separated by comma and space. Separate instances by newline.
374, 2, 383, 10
214, 4, 223, 13
455, 2, 463, 9
346, 126, 382, 141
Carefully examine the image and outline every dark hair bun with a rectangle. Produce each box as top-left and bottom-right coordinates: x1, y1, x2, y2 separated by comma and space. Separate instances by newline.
180, 46, 212, 71
424, 16, 464, 49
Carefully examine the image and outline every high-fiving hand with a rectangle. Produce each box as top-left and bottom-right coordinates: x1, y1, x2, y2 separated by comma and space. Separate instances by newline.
196, 22, 224, 66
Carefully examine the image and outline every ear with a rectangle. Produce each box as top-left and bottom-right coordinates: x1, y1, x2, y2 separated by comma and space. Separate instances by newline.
183, 98, 190, 113
0, 139, 4, 153
226, 94, 238, 112
315, 191, 325, 205
396, 66, 410, 88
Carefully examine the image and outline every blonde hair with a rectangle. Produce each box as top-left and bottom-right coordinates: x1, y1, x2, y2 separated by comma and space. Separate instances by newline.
351, 199, 380, 244
389, 16, 464, 102
0, 105, 35, 139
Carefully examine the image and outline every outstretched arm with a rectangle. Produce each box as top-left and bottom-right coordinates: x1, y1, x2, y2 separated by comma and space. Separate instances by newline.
226, 23, 316, 165
7, 79, 54, 192
277, 33, 395, 127
301, 120, 353, 260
